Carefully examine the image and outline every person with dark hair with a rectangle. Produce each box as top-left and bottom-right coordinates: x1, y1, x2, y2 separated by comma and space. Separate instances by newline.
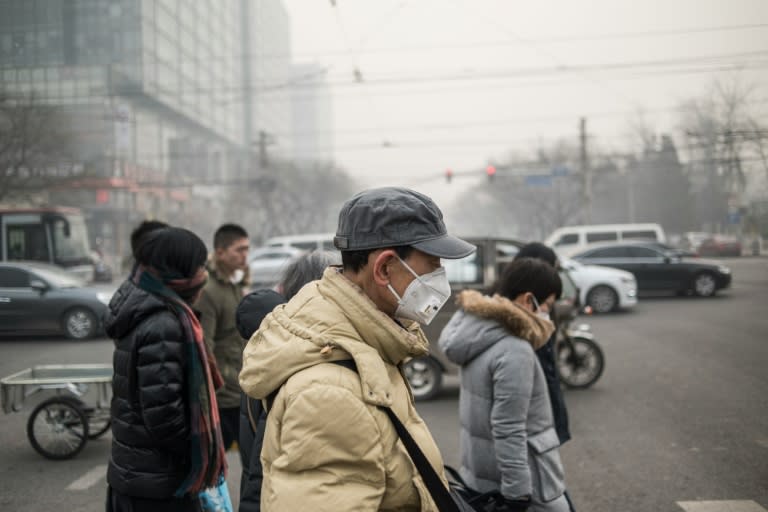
514, 243, 572, 445
130, 220, 169, 259
197, 223, 250, 450
515, 242, 558, 269
439, 258, 570, 512
235, 250, 339, 512
239, 187, 475, 511
104, 227, 226, 512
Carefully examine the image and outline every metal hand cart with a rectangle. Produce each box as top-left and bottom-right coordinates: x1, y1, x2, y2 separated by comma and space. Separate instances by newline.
1, 364, 113, 460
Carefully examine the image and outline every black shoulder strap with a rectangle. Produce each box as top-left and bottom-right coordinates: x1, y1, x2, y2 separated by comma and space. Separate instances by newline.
330, 360, 459, 512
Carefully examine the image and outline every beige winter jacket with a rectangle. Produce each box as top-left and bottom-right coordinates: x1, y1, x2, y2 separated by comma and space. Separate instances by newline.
239, 267, 446, 511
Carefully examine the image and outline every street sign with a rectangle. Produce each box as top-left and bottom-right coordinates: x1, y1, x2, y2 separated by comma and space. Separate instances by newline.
525, 175, 553, 187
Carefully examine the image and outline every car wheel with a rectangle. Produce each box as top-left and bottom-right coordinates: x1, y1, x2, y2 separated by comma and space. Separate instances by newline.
62, 308, 97, 339
586, 285, 618, 314
692, 272, 717, 297
403, 357, 443, 401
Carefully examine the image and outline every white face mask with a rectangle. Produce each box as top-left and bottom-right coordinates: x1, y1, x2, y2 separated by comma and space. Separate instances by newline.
531, 294, 552, 322
387, 257, 451, 325
230, 269, 245, 284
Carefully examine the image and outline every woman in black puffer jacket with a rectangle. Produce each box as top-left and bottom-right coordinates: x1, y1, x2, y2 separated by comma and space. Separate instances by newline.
105, 227, 224, 512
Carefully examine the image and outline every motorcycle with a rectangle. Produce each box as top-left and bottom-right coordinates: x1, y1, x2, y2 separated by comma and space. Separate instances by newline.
555, 305, 605, 389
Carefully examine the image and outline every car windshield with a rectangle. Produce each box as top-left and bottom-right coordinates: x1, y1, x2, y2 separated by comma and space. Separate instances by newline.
29, 266, 85, 288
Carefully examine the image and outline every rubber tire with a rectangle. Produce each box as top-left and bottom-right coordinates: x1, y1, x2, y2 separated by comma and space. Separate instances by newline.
692, 272, 717, 297
557, 336, 605, 389
403, 357, 443, 401
62, 308, 97, 339
27, 396, 89, 460
586, 285, 618, 314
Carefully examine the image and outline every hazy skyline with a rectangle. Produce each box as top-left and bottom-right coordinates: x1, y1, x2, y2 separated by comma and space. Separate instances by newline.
276, 0, 768, 205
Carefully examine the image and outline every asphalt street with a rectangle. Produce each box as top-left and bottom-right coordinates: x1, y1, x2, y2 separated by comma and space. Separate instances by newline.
0, 257, 766, 511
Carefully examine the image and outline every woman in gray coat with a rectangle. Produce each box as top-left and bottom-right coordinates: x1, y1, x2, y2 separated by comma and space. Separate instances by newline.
438, 258, 569, 512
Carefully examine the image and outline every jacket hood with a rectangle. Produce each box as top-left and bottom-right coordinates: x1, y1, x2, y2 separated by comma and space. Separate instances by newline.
104, 279, 170, 339
240, 267, 430, 407
439, 290, 555, 365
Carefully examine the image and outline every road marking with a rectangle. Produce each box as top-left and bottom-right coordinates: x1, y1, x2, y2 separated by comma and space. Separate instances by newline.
66, 464, 107, 491
677, 501, 767, 512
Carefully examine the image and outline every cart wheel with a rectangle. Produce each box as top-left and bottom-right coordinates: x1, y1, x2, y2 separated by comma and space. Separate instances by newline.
82, 406, 111, 440
27, 396, 89, 460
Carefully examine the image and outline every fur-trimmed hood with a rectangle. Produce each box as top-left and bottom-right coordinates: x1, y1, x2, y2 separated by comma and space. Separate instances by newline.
438, 290, 555, 366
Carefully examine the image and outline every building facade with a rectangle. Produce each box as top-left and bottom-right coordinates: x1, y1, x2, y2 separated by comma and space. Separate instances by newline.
0, 0, 246, 264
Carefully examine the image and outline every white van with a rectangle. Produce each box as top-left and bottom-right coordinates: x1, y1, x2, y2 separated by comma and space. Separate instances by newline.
545, 223, 666, 251
263, 232, 337, 252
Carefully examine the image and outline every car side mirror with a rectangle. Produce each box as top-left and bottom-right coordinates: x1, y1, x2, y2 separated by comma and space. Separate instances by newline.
30, 279, 48, 293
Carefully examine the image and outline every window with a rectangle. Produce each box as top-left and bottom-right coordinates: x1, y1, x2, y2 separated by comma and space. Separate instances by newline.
622, 230, 657, 241
444, 248, 482, 284
627, 247, 663, 259
0, 267, 30, 288
586, 232, 618, 243
554, 233, 578, 246
292, 242, 317, 251
6, 225, 49, 262
584, 247, 629, 258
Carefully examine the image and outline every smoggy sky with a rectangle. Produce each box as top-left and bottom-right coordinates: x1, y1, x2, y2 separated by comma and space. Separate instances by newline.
279, 0, 768, 205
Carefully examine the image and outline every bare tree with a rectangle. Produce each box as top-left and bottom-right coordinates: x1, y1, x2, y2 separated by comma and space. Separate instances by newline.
225, 159, 358, 244
0, 90, 81, 203
678, 77, 768, 229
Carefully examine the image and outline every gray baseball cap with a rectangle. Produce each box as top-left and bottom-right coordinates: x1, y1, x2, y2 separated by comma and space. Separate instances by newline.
333, 187, 476, 259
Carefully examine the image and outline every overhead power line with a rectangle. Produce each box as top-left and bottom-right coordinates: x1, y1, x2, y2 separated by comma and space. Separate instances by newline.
210, 23, 768, 61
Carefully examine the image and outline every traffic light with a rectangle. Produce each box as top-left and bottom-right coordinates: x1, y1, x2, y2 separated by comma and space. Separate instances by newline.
486, 165, 496, 181
445, 168, 453, 183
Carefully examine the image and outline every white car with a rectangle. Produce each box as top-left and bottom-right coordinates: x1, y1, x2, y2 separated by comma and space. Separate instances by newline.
248, 246, 304, 286
560, 257, 638, 313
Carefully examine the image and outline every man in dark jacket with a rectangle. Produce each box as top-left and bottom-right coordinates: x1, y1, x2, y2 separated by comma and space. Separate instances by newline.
198, 223, 250, 449
235, 250, 339, 512
514, 242, 571, 445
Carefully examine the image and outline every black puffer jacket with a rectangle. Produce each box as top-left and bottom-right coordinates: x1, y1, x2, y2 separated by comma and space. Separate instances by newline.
104, 279, 191, 499
235, 289, 285, 512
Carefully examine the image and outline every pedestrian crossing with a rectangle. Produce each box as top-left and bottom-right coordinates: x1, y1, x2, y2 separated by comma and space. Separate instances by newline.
61, 463, 765, 512
677, 501, 767, 512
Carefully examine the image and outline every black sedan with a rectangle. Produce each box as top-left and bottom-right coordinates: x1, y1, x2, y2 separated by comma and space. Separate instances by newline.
0, 261, 111, 339
568, 242, 732, 297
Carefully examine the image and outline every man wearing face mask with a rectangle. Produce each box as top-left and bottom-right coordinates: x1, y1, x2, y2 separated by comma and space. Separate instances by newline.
198, 223, 250, 450
239, 187, 475, 511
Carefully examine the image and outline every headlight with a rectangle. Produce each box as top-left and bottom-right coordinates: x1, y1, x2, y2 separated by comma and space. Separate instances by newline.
96, 292, 112, 305
718, 266, 731, 275
620, 276, 635, 283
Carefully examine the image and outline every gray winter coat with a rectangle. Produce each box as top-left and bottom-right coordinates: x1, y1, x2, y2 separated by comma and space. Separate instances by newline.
438, 290, 569, 511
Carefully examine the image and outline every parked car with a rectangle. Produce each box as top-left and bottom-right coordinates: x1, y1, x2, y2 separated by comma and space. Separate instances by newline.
248, 246, 305, 287
0, 261, 111, 339
698, 235, 742, 257
679, 231, 711, 253
559, 257, 638, 313
567, 242, 732, 297
406, 237, 581, 400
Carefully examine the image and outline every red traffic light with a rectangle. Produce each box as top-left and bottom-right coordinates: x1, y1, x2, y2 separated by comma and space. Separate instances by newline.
445, 168, 453, 183
486, 165, 496, 179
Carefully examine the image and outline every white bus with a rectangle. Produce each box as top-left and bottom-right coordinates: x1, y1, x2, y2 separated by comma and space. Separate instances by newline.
0, 207, 94, 282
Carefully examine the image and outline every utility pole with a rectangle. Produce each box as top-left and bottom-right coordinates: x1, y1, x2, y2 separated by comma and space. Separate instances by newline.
580, 117, 592, 223
259, 130, 269, 168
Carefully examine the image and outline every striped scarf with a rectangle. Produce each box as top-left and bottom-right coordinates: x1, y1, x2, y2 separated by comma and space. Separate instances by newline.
133, 265, 227, 496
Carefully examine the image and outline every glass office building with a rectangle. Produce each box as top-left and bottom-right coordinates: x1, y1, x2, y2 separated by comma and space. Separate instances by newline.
0, 0, 246, 262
